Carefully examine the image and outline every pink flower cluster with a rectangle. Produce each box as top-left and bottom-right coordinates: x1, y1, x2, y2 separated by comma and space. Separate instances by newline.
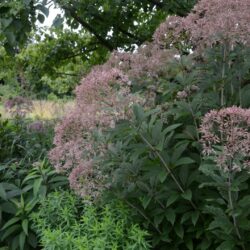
154, 0, 250, 50
50, 0, 250, 197
176, 85, 199, 100
27, 121, 45, 133
49, 63, 143, 197
68, 161, 100, 198
200, 107, 250, 172
108, 43, 175, 81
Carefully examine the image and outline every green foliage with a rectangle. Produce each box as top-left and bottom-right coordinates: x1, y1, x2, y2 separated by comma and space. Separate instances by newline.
0, 47, 19, 91
0, 117, 68, 249
101, 104, 209, 249
199, 160, 250, 249
0, 118, 53, 164
32, 190, 151, 250
197, 45, 250, 107
0, 159, 68, 250
0, 0, 49, 52
55, 0, 196, 51
98, 44, 250, 249
15, 29, 93, 97
0, 0, 197, 52
0, 27, 97, 98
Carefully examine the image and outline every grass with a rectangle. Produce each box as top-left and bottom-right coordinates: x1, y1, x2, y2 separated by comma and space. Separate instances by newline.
30, 100, 75, 120
0, 100, 75, 120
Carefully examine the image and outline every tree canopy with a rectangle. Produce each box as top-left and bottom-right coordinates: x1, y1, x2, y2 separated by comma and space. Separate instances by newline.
0, 0, 197, 98
1, 0, 196, 52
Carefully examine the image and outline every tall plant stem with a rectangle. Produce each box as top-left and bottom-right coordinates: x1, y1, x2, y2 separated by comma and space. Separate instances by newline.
227, 175, 245, 249
135, 127, 198, 211
221, 44, 227, 107
239, 75, 242, 107
124, 199, 162, 234
187, 98, 200, 141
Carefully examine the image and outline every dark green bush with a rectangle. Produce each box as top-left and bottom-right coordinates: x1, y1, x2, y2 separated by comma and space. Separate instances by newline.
98, 45, 250, 249
0, 118, 68, 249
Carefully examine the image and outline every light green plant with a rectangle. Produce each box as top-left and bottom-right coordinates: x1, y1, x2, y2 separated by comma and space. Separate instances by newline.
32, 190, 151, 250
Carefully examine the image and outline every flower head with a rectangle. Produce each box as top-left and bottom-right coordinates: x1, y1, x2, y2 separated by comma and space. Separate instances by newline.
200, 107, 250, 172
154, 0, 250, 50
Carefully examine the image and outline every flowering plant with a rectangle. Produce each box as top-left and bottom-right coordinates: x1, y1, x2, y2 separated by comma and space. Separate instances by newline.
4, 96, 33, 118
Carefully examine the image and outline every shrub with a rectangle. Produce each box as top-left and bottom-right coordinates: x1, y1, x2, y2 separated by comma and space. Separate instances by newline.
0, 117, 54, 165
0, 159, 68, 250
49, 0, 250, 248
0, 118, 68, 249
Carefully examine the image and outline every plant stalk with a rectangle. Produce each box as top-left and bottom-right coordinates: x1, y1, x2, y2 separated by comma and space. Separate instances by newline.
136, 128, 198, 211
221, 44, 227, 107
227, 175, 244, 249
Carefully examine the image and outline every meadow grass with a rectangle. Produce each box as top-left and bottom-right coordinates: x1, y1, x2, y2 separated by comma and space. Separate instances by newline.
0, 100, 75, 120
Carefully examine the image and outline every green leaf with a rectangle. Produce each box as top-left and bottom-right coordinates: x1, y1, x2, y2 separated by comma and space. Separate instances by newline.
186, 239, 193, 250
181, 189, 192, 201
1, 18, 12, 29
216, 240, 235, 250
20, 195, 25, 208
151, 120, 163, 143
199, 238, 211, 250
181, 212, 191, 224
175, 157, 194, 167
19, 232, 26, 250
0, 184, 7, 200
5, 32, 16, 45
1, 217, 20, 230
1, 225, 20, 240
140, 196, 152, 209
11, 235, 19, 250
23, 173, 40, 183
158, 170, 168, 183
163, 123, 182, 135
24, 0, 32, 5
37, 13, 45, 23
133, 104, 145, 123
165, 209, 175, 225
48, 176, 67, 183
174, 223, 184, 239
155, 136, 165, 151
191, 211, 199, 226
238, 195, 250, 208
6, 189, 22, 200
171, 142, 189, 163
27, 232, 37, 248
22, 219, 28, 235
52, 15, 64, 28
33, 178, 43, 196
154, 214, 164, 227
1, 202, 16, 214
166, 193, 179, 207
36, 4, 49, 17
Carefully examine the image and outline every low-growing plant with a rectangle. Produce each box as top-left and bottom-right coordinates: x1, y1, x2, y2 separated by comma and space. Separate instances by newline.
0, 115, 68, 249
0, 116, 54, 165
32, 190, 151, 250
0, 159, 68, 250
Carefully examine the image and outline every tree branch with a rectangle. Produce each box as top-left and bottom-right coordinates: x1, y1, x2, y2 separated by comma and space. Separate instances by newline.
91, 13, 143, 44
62, 6, 114, 51
59, 47, 98, 61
